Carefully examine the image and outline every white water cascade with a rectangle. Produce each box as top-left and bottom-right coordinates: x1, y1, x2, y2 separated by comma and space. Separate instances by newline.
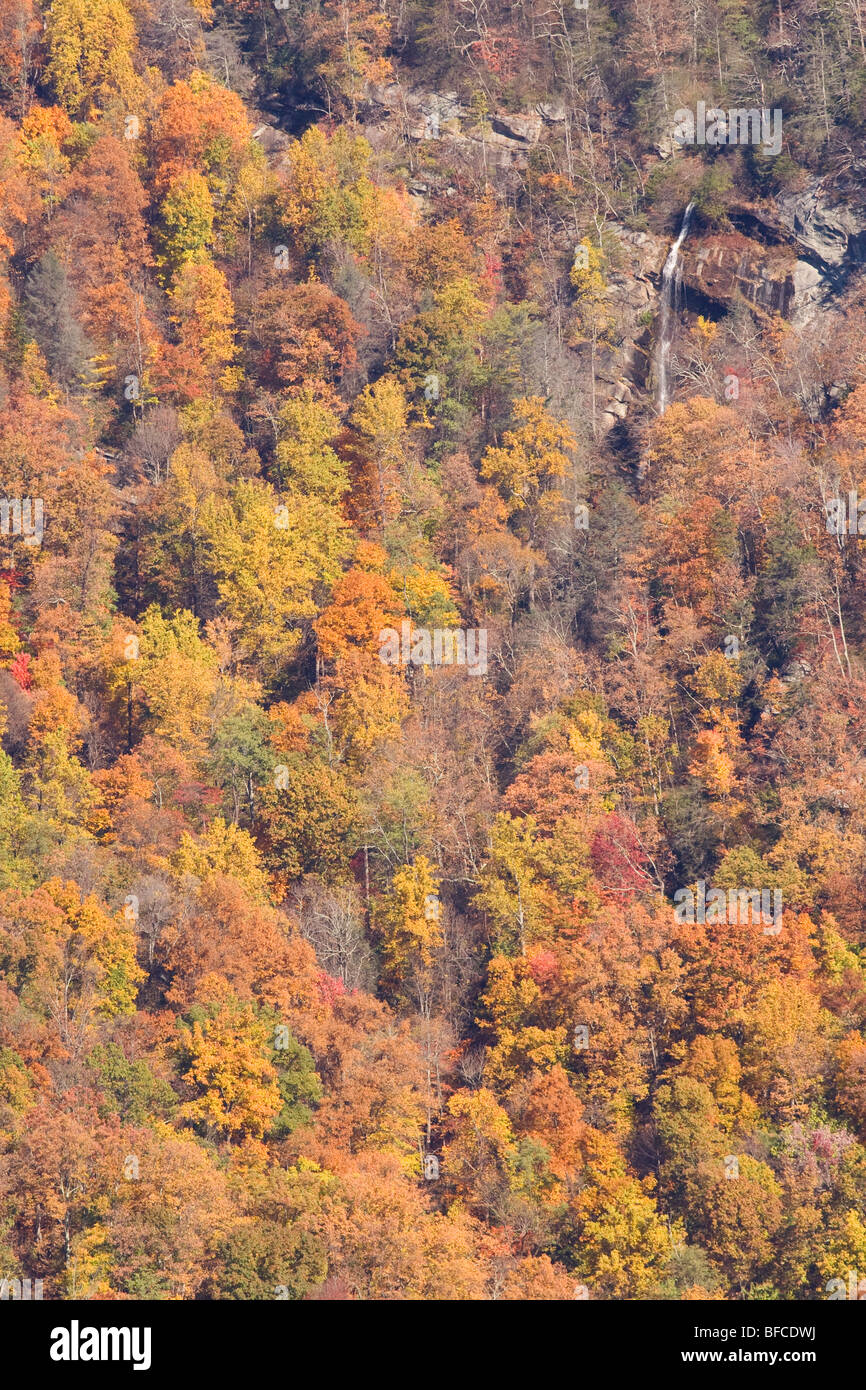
655, 201, 695, 414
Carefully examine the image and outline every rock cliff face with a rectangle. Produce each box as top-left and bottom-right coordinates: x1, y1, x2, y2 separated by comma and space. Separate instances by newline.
257, 88, 866, 432
677, 229, 797, 317
595, 184, 866, 430
598, 225, 667, 431
675, 187, 866, 325
777, 185, 866, 271
361, 83, 550, 166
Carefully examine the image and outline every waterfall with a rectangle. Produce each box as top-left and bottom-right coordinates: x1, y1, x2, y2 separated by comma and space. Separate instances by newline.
655, 201, 695, 415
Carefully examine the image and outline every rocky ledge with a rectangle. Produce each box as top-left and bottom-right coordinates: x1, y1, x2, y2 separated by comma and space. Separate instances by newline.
361, 83, 560, 167
677, 186, 866, 325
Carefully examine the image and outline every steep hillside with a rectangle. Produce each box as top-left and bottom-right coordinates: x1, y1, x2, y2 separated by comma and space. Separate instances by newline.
1, 0, 866, 1306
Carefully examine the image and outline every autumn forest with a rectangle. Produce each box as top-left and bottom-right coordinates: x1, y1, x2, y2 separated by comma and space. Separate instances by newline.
2, 0, 866, 1309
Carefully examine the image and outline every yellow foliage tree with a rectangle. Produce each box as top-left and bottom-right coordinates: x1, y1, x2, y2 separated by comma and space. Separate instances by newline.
177, 989, 282, 1141
480, 396, 575, 550
45, 0, 138, 117
172, 816, 271, 904
375, 856, 443, 997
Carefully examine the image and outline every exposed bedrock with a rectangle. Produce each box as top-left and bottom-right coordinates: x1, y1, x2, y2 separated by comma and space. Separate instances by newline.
677, 186, 866, 324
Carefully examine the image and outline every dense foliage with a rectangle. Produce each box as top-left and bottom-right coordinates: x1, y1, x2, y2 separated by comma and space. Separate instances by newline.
1, 0, 866, 1301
